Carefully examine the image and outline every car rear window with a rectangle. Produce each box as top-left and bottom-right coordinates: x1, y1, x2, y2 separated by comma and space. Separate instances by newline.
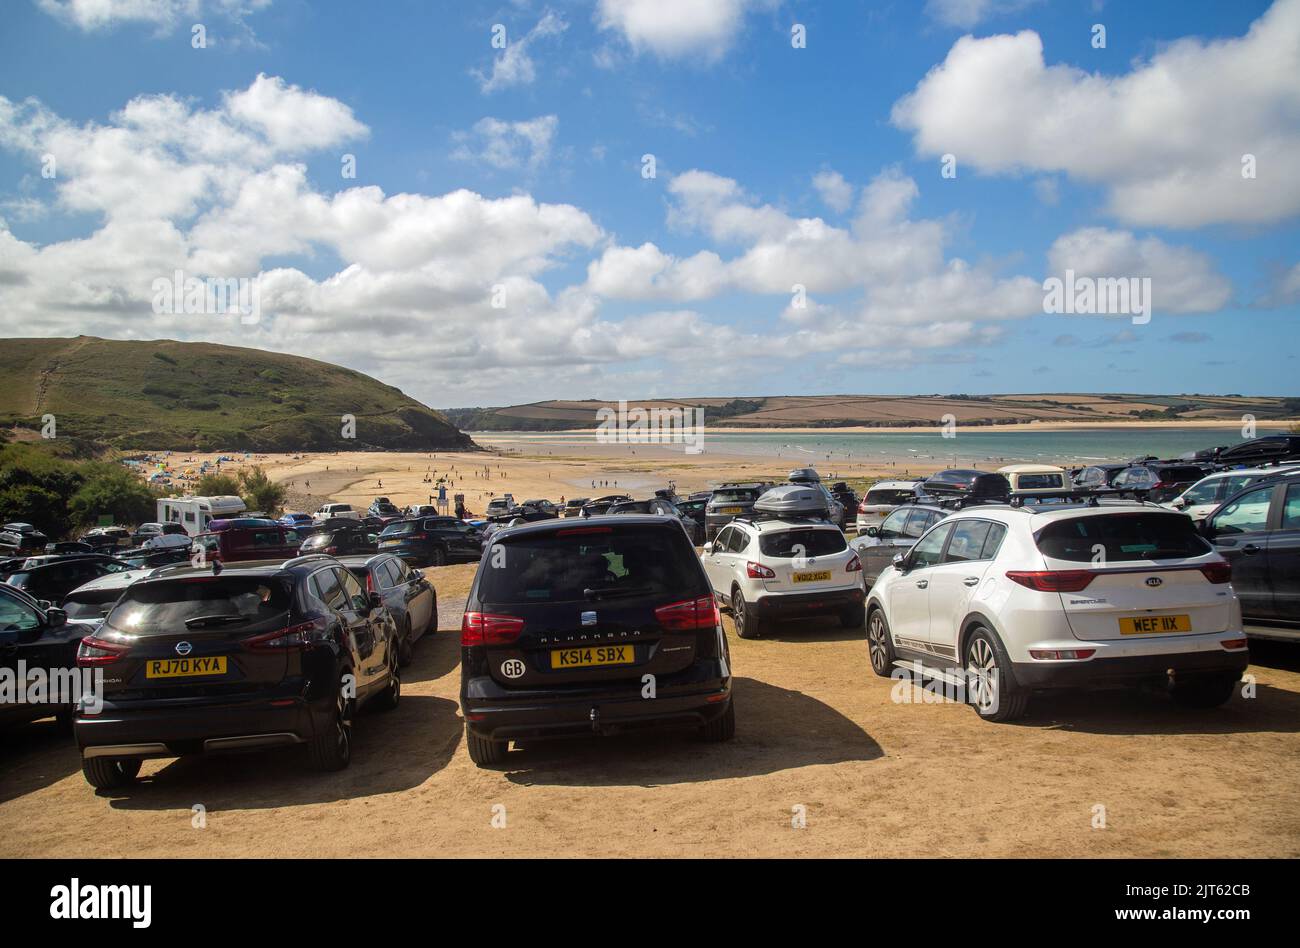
865, 488, 915, 505
712, 490, 759, 504
104, 577, 293, 636
758, 528, 847, 558
1015, 473, 1064, 489
479, 526, 704, 604
1035, 513, 1210, 563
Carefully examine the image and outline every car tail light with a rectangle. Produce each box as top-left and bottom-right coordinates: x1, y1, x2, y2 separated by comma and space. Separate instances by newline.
1029, 648, 1097, 660
244, 619, 328, 651
77, 635, 129, 667
1221, 638, 1248, 650
858, 500, 870, 513
1199, 561, 1232, 584
461, 612, 524, 646
655, 596, 720, 631
365, 573, 374, 592
846, 554, 862, 572
325, 546, 338, 554
746, 561, 776, 579
1005, 569, 1097, 592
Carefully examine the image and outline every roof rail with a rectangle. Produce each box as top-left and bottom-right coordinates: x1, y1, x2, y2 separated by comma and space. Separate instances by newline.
281, 553, 337, 569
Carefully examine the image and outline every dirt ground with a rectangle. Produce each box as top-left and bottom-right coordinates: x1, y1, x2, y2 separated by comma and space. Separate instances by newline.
3, 561, 1299, 858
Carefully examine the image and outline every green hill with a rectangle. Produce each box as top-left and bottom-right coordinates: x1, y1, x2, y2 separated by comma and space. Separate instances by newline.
0, 336, 477, 453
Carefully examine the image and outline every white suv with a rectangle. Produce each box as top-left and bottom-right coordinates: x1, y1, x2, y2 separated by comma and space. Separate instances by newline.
864, 502, 1248, 721
313, 503, 360, 521
854, 480, 923, 534
702, 518, 865, 638
1163, 464, 1300, 522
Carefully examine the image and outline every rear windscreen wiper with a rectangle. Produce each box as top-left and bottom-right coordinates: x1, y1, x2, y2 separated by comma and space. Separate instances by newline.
184, 614, 251, 628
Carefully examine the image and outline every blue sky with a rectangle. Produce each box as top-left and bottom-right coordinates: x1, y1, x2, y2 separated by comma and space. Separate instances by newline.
1, 0, 1297, 407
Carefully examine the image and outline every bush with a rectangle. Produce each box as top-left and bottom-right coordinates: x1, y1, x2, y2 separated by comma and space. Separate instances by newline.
239, 465, 286, 517
68, 463, 157, 529
195, 473, 241, 496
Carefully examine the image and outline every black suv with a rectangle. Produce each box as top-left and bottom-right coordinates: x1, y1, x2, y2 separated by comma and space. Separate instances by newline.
299, 523, 378, 557
460, 516, 734, 766
73, 555, 400, 789
0, 584, 78, 731
1200, 471, 1300, 632
922, 469, 1010, 503
377, 516, 482, 566
705, 482, 772, 542
3, 555, 135, 605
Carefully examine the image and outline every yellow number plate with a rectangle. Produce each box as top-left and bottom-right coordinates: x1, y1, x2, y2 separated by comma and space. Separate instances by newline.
719, 506, 742, 514
550, 645, 634, 669
1119, 614, 1191, 635
146, 656, 228, 678
793, 570, 832, 583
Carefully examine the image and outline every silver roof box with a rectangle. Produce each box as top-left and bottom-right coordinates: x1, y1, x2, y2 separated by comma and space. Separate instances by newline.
752, 484, 830, 519
787, 467, 822, 484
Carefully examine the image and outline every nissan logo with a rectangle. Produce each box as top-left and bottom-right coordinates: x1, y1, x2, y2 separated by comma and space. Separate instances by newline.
1145, 577, 1163, 588
175, 641, 193, 656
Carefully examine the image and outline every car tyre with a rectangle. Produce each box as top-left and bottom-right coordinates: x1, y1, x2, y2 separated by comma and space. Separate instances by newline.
82, 757, 142, 790
309, 674, 355, 771
376, 652, 401, 711
963, 625, 1028, 722
397, 616, 414, 667
430, 546, 447, 567
700, 697, 735, 742
732, 587, 764, 639
466, 726, 508, 766
866, 606, 897, 678
840, 604, 865, 629
1170, 672, 1238, 709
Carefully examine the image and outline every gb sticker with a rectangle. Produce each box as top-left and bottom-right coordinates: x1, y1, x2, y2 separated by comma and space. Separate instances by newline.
500, 659, 526, 679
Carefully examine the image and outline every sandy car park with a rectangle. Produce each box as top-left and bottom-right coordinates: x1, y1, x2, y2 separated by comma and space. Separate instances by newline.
2, 560, 1298, 859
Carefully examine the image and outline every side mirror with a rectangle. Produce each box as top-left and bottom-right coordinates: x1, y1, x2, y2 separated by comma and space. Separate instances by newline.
1170, 497, 1185, 509
865, 526, 880, 538
45, 607, 67, 628
1199, 519, 1215, 540
892, 552, 908, 571
367, 591, 383, 611
702, 542, 714, 555
410, 569, 423, 581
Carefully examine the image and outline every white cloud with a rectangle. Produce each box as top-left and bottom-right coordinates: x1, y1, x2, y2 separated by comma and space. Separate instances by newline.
38, 0, 270, 35
811, 170, 853, 214
474, 10, 567, 94
450, 115, 559, 172
594, 0, 775, 62
893, 0, 1300, 227
1046, 227, 1233, 314
923, 0, 1039, 29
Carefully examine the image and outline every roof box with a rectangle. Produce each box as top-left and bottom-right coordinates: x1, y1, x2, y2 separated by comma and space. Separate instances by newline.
752, 484, 830, 519
923, 469, 1010, 501
787, 467, 822, 484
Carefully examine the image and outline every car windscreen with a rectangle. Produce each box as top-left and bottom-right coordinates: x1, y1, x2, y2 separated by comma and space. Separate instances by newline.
758, 528, 847, 558
1035, 513, 1210, 563
300, 533, 333, 548
478, 526, 704, 604
103, 576, 293, 636
380, 521, 424, 537
865, 488, 915, 505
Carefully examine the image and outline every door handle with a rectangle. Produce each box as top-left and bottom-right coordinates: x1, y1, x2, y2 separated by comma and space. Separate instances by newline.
1243, 544, 1260, 555
963, 577, 980, 587
915, 579, 928, 589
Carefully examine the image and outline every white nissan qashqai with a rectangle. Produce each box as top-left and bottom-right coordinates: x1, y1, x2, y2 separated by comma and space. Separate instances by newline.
864, 501, 1249, 721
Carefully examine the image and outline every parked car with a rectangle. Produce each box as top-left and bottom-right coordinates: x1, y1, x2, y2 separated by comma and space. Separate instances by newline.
367, 499, 403, 520
675, 493, 710, 538
704, 483, 772, 541
1213, 435, 1300, 467
81, 526, 133, 549
44, 541, 95, 556
864, 503, 1248, 721
1163, 464, 1300, 522
1071, 464, 1129, 490
61, 567, 165, 633
1199, 471, 1300, 631
854, 480, 924, 534
336, 553, 437, 665
191, 524, 301, 564
506, 499, 560, 522
404, 504, 439, 518
460, 515, 734, 766
131, 522, 189, 545
484, 497, 515, 518
377, 516, 482, 566
313, 503, 360, 522
1111, 463, 1210, 504
3, 555, 135, 605
851, 502, 953, 587
782, 469, 846, 529
997, 464, 1072, 498
74, 556, 401, 788
922, 469, 1011, 504
562, 498, 590, 518
116, 546, 195, 570
578, 494, 632, 518
298, 523, 379, 557
703, 514, 863, 638
0, 522, 51, 555
0, 583, 77, 730
606, 497, 703, 545
279, 512, 315, 529
829, 482, 859, 518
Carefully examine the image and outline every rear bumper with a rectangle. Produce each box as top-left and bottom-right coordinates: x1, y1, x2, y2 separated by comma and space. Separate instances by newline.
1011, 646, 1249, 689
74, 693, 322, 760
462, 661, 730, 741
752, 586, 863, 619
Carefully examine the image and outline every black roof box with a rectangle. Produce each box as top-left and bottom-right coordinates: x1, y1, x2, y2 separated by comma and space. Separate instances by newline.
923, 469, 1010, 501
